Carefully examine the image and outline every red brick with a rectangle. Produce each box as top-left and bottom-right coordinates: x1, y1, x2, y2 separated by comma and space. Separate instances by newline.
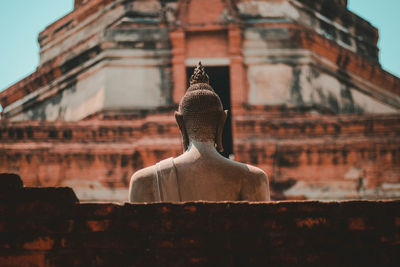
296, 217, 328, 229
0, 254, 46, 267
86, 220, 112, 232
23, 237, 54, 250
348, 217, 366, 231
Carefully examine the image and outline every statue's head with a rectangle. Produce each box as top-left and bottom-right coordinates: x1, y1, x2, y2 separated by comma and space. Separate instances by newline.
175, 62, 228, 152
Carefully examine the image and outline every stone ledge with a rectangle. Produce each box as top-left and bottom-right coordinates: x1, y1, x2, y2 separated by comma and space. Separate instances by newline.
0, 179, 399, 266
0, 173, 78, 205
0, 173, 23, 191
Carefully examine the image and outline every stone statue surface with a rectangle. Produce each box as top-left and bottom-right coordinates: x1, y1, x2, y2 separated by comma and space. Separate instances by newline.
129, 62, 270, 202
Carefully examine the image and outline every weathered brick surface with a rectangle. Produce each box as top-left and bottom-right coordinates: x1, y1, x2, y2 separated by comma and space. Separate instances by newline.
0, 115, 181, 202
233, 112, 400, 200
0, 183, 399, 266
1, 112, 399, 201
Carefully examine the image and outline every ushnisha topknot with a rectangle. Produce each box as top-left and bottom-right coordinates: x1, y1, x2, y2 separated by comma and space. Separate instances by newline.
187, 62, 214, 93
189, 61, 210, 86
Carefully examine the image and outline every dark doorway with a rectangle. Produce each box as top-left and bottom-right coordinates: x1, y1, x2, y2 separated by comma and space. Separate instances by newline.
186, 66, 233, 158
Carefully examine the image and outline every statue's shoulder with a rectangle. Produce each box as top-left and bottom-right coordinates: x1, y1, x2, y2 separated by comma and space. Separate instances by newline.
229, 160, 268, 181
129, 165, 156, 202
232, 161, 270, 201
245, 164, 268, 181
131, 165, 156, 183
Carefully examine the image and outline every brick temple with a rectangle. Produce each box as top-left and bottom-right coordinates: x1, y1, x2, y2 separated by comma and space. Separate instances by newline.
1, 0, 399, 202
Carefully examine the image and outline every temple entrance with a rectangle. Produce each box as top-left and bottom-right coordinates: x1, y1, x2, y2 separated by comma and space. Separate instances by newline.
186, 66, 233, 158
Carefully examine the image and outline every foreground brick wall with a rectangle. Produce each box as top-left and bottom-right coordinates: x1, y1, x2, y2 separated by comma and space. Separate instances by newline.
1, 174, 399, 266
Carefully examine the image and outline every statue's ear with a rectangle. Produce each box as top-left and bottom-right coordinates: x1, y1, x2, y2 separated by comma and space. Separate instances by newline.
175, 111, 189, 152
216, 110, 228, 152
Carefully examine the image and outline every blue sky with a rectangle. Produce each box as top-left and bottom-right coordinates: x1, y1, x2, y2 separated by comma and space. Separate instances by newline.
0, 0, 399, 97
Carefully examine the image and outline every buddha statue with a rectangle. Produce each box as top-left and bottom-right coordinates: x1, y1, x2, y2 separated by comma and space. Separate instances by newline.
129, 62, 270, 202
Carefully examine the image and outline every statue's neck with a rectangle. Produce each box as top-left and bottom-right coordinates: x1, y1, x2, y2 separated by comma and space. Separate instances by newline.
185, 140, 221, 158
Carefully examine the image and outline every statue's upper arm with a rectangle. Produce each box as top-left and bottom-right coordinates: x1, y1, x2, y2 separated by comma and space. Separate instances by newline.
257, 171, 270, 201
129, 167, 156, 202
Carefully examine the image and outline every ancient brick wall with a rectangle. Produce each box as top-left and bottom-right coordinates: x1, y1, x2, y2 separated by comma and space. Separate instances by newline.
234, 110, 400, 200
1, 112, 399, 202
1, 174, 399, 266
0, 113, 182, 202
